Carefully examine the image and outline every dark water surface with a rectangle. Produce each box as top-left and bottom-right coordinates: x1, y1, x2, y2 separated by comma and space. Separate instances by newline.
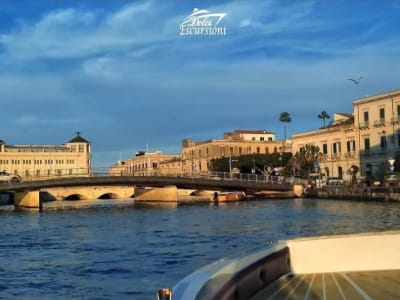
1, 198, 400, 299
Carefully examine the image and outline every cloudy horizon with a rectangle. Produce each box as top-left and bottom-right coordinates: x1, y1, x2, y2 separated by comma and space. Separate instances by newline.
1, 0, 400, 166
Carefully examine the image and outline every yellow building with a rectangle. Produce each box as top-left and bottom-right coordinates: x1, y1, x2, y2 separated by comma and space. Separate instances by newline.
354, 89, 400, 178
109, 151, 182, 176
291, 88, 400, 182
291, 113, 357, 182
0, 132, 91, 180
181, 129, 289, 175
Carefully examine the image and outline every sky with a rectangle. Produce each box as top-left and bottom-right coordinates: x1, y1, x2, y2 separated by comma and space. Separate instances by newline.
1, 0, 400, 167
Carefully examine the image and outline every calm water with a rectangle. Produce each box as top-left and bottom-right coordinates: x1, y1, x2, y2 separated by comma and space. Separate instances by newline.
1, 198, 400, 299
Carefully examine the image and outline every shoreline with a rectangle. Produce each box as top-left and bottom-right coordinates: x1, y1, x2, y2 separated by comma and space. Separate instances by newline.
304, 185, 400, 202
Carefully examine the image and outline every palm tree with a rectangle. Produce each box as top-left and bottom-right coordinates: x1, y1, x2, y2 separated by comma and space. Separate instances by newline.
279, 112, 291, 144
318, 111, 330, 128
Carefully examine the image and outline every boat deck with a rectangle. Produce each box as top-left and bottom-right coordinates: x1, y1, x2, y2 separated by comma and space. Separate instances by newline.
252, 270, 400, 300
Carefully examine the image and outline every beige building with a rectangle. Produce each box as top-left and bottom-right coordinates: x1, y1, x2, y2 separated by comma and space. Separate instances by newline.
181, 129, 289, 175
109, 151, 182, 176
291, 113, 357, 181
0, 132, 91, 180
291, 88, 400, 181
354, 89, 400, 178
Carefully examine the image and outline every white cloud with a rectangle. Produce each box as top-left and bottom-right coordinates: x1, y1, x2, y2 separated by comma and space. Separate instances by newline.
1, 1, 400, 167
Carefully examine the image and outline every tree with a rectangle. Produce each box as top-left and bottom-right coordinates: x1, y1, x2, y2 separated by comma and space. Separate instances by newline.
318, 110, 330, 128
350, 165, 359, 184
287, 144, 322, 177
279, 112, 291, 145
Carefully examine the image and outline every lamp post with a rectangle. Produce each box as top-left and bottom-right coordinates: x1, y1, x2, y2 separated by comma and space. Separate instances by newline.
229, 154, 237, 178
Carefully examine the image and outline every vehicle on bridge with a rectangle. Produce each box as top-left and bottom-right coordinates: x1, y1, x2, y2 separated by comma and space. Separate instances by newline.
0, 171, 22, 183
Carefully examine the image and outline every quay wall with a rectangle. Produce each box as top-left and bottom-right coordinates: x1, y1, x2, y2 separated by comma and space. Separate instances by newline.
313, 186, 400, 202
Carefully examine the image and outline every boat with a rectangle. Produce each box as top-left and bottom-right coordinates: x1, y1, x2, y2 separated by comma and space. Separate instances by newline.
158, 231, 400, 299
215, 191, 246, 202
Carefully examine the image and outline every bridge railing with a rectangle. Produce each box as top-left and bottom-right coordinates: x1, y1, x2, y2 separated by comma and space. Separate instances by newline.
14, 167, 288, 185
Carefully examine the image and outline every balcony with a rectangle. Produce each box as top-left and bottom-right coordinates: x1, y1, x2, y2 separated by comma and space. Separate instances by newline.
391, 116, 400, 124
360, 149, 388, 156
374, 118, 386, 127
359, 121, 369, 129
344, 151, 357, 159
330, 153, 342, 160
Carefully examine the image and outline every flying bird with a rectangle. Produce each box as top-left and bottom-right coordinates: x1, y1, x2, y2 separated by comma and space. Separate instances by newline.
348, 76, 363, 84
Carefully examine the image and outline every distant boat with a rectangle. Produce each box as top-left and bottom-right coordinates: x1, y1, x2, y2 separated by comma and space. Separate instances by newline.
160, 231, 400, 300
215, 191, 246, 202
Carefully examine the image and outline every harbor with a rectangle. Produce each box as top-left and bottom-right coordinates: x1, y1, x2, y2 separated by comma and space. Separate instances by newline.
1, 198, 400, 299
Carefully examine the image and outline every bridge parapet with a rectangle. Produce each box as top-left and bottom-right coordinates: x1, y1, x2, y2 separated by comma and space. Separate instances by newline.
0, 174, 292, 193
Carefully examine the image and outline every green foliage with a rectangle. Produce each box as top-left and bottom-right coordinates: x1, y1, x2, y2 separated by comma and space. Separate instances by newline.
287, 144, 322, 177
317, 110, 330, 128
350, 164, 359, 183
209, 152, 292, 173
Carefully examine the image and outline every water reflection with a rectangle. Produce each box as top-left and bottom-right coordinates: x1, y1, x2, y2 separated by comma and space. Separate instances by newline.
43, 199, 135, 211
1, 198, 400, 299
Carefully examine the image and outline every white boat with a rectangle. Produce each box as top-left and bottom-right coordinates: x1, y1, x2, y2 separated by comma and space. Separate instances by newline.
158, 231, 400, 299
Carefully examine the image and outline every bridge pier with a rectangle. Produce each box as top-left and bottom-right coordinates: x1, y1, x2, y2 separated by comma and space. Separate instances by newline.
14, 190, 43, 211
134, 185, 178, 202
14, 190, 42, 211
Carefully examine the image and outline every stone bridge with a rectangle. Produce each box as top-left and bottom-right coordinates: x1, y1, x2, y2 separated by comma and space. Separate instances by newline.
0, 175, 293, 210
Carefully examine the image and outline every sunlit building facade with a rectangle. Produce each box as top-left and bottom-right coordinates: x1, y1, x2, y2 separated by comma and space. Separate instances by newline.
354, 89, 400, 178
291, 88, 400, 181
181, 129, 290, 175
0, 132, 91, 180
108, 151, 182, 176
291, 113, 357, 181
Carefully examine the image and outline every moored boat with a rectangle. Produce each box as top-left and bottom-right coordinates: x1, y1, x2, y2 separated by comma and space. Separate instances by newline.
159, 231, 400, 299
215, 191, 246, 202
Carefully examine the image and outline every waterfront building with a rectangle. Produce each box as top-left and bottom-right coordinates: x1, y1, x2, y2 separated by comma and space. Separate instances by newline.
181, 129, 290, 176
291, 113, 357, 182
109, 151, 182, 176
0, 132, 91, 180
290, 88, 400, 181
354, 89, 400, 178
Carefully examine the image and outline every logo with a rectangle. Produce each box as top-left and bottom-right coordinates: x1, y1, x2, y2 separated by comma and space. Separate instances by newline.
180, 8, 227, 36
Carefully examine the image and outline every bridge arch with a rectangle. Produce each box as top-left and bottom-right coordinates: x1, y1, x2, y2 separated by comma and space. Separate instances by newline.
98, 193, 119, 199
64, 194, 88, 200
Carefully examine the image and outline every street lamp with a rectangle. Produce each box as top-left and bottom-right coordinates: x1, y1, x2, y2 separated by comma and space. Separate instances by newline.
229, 154, 237, 178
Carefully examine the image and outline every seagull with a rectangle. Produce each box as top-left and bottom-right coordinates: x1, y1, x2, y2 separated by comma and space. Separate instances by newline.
348, 76, 363, 84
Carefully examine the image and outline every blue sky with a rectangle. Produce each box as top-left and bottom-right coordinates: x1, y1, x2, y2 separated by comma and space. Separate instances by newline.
1, 0, 400, 167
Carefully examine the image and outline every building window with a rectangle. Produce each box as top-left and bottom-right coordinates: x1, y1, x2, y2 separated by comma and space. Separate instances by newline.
364, 138, 370, 150
333, 142, 341, 154
379, 108, 385, 123
364, 111, 369, 126
380, 136, 387, 149
397, 105, 400, 122
268, 137, 273, 141
322, 143, 328, 154
260, 137, 264, 141
347, 140, 355, 152
239, 147, 242, 154
252, 137, 256, 141
256, 147, 260, 154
